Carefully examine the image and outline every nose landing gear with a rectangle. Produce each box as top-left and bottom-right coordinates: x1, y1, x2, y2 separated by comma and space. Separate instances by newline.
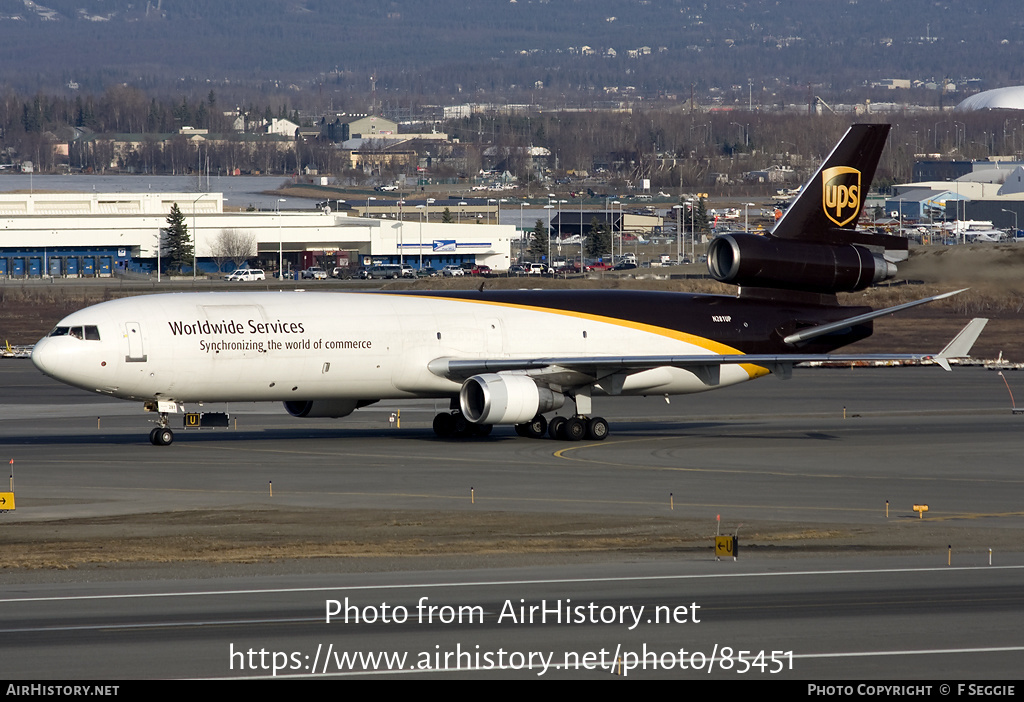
146, 407, 174, 445
149, 426, 174, 446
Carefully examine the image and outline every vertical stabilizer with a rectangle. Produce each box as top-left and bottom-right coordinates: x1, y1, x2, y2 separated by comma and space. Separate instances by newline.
772, 124, 890, 241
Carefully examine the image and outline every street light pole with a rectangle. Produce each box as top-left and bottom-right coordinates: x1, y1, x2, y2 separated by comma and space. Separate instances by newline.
544, 203, 555, 269
277, 198, 286, 280
673, 204, 682, 263
398, 199, 405, 267
1002, 208, 1019, 236
611, 200, 621, 263
192, 193, 208, 279
686, 199, 694, 261
416, 204, 426, 269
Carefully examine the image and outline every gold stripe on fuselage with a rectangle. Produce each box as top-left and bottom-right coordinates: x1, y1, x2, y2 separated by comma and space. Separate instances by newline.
394, 292, 771, 380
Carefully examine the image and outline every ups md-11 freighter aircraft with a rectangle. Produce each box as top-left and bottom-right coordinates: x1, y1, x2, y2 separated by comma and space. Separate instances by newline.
32, 124, 985, 445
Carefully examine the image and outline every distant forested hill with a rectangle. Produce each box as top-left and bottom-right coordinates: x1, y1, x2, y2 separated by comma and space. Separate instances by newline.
0, 0, 1021, 101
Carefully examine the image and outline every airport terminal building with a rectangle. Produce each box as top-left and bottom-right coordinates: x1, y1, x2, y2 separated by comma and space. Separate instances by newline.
0, 192, 514, 277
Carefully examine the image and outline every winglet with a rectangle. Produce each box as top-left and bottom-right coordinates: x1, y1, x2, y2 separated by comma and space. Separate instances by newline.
933, 318, 988, 371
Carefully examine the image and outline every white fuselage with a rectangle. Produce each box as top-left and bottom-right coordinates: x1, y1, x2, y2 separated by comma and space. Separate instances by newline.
31, 291, 758, 405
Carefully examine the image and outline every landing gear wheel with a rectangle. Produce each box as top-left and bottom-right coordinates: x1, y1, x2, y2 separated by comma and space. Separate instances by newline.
470, 423, 492, 437
149, 428, 160, 445
154, 428, 174, 446
514, 423, 529, 437
452, 413, 471, 437
586, 416, 610, 441
524, 414, 548, 439
563, 416, 586, 441
432, 412, 455, 437
548, 416, 567, 440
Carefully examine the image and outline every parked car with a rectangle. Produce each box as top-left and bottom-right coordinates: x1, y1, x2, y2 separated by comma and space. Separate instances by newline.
226, 269, 265, 282
417, 266, 439, 277
361, 264, 402, 279
470, 264, 492, 276
508, 265, 527, 276
400, 264, 416, 278
527, 263, 551, 275
442, 264, 465, 277
300, 266, 328, 280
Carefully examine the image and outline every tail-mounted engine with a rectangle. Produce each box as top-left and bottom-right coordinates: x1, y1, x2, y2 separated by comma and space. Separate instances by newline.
460, 374, 565, 425
707, 233, 897, 294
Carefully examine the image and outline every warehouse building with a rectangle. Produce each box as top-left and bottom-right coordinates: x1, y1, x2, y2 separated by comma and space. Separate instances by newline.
0, 192, 514, 277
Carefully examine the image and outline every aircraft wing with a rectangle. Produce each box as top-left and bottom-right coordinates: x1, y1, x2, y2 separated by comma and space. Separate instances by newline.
430, 352, 933, 388
428, 318, 989, 388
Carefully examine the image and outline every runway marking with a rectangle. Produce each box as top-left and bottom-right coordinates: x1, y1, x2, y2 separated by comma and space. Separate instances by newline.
796, 645, 1024, 661
552, 437, 1024, 485
172, 440, 561, 467
2, 563, 1022, 604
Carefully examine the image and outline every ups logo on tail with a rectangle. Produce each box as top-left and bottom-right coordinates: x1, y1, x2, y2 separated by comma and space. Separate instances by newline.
822, 166, 861, 227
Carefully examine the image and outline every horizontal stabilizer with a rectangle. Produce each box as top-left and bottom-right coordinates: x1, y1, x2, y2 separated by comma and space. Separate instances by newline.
783, 289, 967, 346
933, 318, 989, 371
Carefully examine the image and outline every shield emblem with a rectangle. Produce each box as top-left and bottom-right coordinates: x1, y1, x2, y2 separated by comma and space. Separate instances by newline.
822, 166, 862, 227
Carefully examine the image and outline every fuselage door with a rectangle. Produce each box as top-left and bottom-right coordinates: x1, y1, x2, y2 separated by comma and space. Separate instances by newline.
125, 321, 147, 362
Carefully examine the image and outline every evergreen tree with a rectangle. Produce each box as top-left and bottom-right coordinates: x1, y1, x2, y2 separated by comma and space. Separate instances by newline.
441, 207, 454, 224
529, 219, 548, 261
586, 216, 611, 258
693, 196, 710, 234
163, 203, 193, 274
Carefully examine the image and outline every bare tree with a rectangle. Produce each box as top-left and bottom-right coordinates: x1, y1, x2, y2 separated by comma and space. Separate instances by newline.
211, 229, 257, 273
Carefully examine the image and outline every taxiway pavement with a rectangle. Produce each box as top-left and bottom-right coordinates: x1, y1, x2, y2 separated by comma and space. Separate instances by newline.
1, 360, 1022, 679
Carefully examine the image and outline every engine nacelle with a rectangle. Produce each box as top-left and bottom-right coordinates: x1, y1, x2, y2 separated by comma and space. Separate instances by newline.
283, 400, 359, 418
460, 374, 565, 425
707, 233, 896, 294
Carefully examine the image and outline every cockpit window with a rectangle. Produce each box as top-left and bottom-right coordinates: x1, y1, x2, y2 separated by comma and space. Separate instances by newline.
48, 326, 101, 341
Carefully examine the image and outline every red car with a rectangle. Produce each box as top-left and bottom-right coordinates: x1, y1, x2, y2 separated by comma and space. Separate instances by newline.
470, 265, 492, 276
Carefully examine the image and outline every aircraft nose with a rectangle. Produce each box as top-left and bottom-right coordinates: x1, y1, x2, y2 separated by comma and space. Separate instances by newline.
31, 336, 77, 382
31, 337, 56, 377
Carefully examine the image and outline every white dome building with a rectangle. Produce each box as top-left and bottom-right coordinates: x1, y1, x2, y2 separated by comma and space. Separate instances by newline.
955, 86, 1024, 111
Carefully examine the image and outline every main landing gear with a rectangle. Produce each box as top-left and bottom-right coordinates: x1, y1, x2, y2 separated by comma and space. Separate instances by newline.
432, 409, 493, 439
511, 413, 609, 441
534, 387, 610, 441
432, 389, 611, 442
544, 415, 609, 442
431, 410, 609, 441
